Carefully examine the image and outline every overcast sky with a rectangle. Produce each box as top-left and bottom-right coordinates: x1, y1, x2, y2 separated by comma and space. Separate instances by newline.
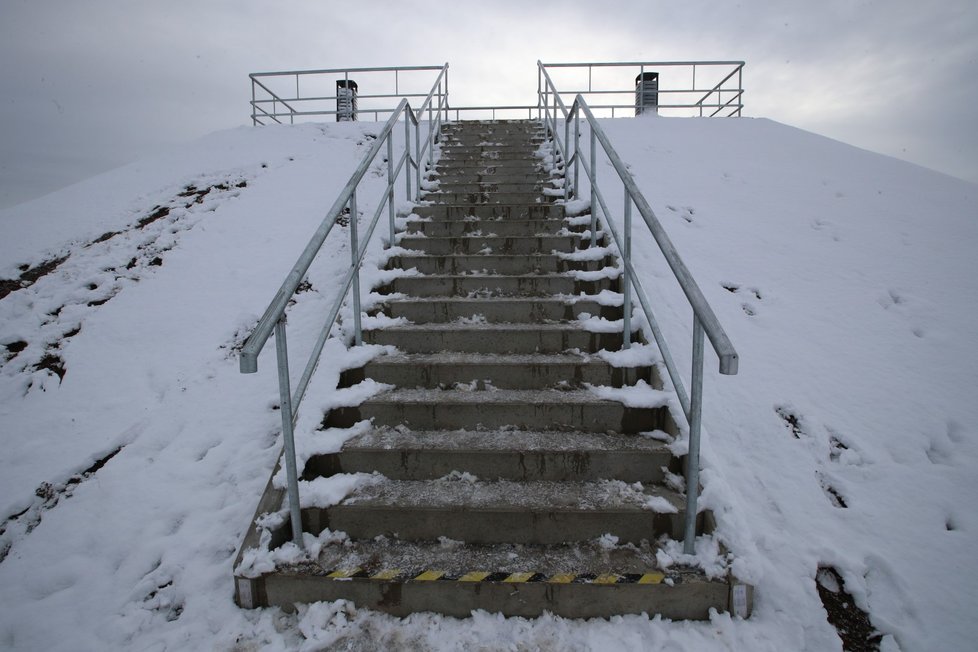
1, 0, 976, 208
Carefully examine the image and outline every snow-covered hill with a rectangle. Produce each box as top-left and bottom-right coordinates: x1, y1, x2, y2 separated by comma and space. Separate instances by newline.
0, 116, 975, 651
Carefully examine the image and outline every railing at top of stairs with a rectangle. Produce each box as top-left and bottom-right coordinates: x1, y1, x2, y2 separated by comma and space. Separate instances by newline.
538, 61, 740, 554
238, 63, 449, 549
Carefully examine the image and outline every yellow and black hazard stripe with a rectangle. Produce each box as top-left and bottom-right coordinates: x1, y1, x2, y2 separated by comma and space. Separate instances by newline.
324, 568, 667, 584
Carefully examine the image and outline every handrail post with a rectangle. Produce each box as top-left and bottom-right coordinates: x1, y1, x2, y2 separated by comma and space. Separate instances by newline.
251, 78, 257, 126
683, 317, 705, 554
386, 134, 395, 247
414, 119, 422, 202
349, 192, 363, 346
404, 117, 413, 201
622, 190, 632, 349
274, 316, 304, 549
573, 109, 581, 199
589, 128, 598, 247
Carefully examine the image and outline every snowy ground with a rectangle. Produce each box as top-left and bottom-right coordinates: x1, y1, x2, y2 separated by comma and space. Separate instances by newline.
0, 115, 976, 651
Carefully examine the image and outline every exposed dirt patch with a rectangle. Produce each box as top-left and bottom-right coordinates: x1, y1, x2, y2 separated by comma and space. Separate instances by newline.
816, 567, 882, 651
0, 255, 70, 300
137, 205, 171, 229
34, 352, 67, 382
0, 446, 124, 564
776, 406, 803, 438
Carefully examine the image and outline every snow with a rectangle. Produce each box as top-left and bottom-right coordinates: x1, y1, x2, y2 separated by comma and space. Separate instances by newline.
0, 113, 976, 650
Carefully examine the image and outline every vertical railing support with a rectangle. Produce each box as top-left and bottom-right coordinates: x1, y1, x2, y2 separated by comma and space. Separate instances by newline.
414, 120, 422, 202
622, 190, 632, 349
572, 109, 581, 200
683, 317, 705, 554
348, 192, 363, 346
589, 128, 598, 247
386, 135, 396, 247
274, 316, 304, 549
404, 118, 413, 202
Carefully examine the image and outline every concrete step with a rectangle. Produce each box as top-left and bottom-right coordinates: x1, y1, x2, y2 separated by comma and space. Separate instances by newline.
240, 537, 735, 619
388, 253, 613, 275
428, 182, 550, 194
405, 217, 567, 237
305, 426, 674, 482
324, 387, 670, 434
377, 296, 619, 323
434, 161, 544, 172
412, 204, 565, 219
303, 477, 695, 543
384, 273, 615, 297
343, 352, 652, 389
397, 234, 579, 255
363, 322, 632, 354
420, 192, 557, 205
429, 171, 551, 184
440, 144, 543, 155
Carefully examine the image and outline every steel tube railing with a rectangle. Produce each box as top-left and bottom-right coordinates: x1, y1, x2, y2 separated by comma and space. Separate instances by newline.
539, 62, 739, 555
239, 64, 446, 547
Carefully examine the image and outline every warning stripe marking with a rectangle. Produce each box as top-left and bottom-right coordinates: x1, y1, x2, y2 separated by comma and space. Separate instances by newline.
322, 568, 670, 585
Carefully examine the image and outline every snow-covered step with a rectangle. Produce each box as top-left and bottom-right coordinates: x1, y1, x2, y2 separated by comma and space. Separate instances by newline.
325, 387, 670, 434
429, 170, 552, 184
411, 204, 564, 219
421, 191, 554, 204
397, 234, 579, 255
363, 321, 633, 354
245, 537, 732, 619
405, 217, 567, 237
306, 426, 672, 482
388, 253, 612, 275
384, 273, 615, 297
428, 182, 549, 194
343, 351, 652, 389
439, 144, 542, 155
377, 295, 618, 323
304, 478, 695, 543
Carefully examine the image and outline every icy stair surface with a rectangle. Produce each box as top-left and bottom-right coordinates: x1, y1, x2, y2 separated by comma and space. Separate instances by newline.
234, 120, 751, 619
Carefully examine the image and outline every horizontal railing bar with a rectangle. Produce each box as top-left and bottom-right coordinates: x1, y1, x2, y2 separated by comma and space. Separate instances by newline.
540, 88, 741, 96
252, 92, 437, 104
250, 65, 445, 78
541, 60, 745, 68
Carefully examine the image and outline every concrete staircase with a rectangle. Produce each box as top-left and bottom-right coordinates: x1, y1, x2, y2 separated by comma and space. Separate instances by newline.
234, 120, 750, 619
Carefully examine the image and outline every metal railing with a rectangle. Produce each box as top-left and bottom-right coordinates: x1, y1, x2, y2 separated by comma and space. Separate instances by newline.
250, 64, 450, 125
539, 61, 739, 554
538, 61, 744, 118
238, 65, 448, 548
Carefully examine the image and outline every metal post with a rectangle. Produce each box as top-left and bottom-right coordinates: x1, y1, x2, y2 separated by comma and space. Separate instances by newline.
251, 80, 257, 126
683, 317, 705, 555
738, 65, 743, 117
414, 118, 422, 202
622, 190, 632, 349
589, 128, 598, 247
404, 116, 412, 201
386, 134, 396, 247
274, 316, 304, 549
573, 110, 581, 199
349, 192, 363, 346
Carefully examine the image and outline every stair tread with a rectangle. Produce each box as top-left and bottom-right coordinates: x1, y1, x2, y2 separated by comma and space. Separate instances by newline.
366, 387, 638, 406
309, 538, 671, 578
344, 425, 671, 453
339, 477, 684, 513
364, 351, 637, 367
364, 321, 620, 332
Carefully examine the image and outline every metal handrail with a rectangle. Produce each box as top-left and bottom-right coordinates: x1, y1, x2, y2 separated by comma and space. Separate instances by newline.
538, 61, 739, 554
249, 64, 449, 126
538, 60, 744, 118
238, 66, 448, 548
